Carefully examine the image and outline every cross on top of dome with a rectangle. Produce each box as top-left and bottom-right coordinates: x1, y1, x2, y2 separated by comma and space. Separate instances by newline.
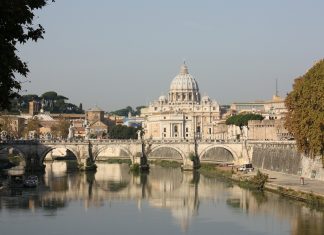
179, 61, 189, 75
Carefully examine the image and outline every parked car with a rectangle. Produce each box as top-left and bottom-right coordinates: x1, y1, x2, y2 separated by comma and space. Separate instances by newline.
238, 163, 254, 172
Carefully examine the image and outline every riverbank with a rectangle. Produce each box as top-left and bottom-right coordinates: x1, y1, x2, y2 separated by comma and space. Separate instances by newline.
261, 169, 324, 208
199, 163, 324, 208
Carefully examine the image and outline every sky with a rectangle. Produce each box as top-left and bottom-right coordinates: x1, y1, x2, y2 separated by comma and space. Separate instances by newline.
18, 0, 324, 111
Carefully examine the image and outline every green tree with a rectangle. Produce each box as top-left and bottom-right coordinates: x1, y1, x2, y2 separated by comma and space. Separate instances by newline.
110, 106, 135, 117
41, 91, 58, 100
226, 113, 264, 130
0, 0, 53, 110
110, 105, 147, 117
135, 106, 146, 116
108, 125, 140, 139
285, 60, 324, 159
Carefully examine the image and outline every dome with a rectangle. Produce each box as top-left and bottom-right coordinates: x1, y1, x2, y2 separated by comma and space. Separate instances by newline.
168, 63, 201, 104
159, 95, 167, 102
169, 64, 199, 92
201, 95, 210, 102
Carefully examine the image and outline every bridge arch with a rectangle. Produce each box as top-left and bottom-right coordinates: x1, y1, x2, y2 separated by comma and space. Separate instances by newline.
199, 145, 238, 164
93, 145, 134, 162
0, 145, 27, 159
39, 146, 80, 164
0, 145, 27, 167
148, 145, 186, 163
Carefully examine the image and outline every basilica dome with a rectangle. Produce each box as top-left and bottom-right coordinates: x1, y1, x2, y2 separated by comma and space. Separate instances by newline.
168, 63, 200, 104
169, 64, 199, 92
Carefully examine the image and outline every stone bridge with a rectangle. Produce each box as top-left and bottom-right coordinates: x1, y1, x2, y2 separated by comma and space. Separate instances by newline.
0, 139, 251, 171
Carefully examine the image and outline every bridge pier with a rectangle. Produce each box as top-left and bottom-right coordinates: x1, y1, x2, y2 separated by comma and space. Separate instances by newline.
25, 154, 46, 172
78, 142, 97, 171
78, 157, 97, 171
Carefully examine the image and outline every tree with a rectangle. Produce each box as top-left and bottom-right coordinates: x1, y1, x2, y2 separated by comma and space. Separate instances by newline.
0, 0, 53, 110
135, 106, 146, 116
108, 125, 140, 139
285, 60, 324, 159
226, 113, 264, 130
110, 105, 146, 117
0, 115, 15, 137
51, 118, 70, 139
23, 117, 41, 138
110, 106, 134, 117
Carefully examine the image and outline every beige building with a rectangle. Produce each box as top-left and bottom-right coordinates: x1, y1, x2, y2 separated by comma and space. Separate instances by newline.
248, 119, 292, 141
141, 63, 221, 140
230, 95, 287, 120
86, 106, 109, 137
0, 115, 25, 138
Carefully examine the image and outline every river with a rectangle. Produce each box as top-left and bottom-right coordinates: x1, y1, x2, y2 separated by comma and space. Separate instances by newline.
0, 161, 323, 235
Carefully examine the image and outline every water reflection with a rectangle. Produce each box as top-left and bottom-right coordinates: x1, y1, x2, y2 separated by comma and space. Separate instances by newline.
0, 162, 323, 235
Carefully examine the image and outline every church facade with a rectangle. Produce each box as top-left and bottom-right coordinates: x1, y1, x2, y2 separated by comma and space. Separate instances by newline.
141, 63, 221, 140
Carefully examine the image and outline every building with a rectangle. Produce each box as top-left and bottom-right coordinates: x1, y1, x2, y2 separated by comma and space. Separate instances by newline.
28, 100, 41, 116
85, 106, 110, 137
230, 95, 287, 120
141, 63, 221, 140
0, 115, 25, 139
263, 95, 287, 120
123, 112, 144, 128
247, 119, 292, 141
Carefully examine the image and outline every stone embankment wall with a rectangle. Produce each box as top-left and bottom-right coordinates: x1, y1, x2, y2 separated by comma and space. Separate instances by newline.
251, 142, 324, 181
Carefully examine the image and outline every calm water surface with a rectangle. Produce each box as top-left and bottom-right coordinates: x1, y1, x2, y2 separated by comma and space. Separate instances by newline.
0, 162, 323, 235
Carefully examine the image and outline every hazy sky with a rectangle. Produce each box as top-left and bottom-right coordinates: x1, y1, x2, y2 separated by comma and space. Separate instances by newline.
19, 0, 324, 111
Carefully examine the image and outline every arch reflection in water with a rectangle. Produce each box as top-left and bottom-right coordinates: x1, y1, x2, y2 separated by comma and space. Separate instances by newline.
0, 162, 323, 235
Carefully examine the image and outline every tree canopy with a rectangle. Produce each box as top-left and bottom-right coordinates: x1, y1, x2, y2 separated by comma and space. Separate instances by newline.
226, 113, 264, 129
23, 117, 41, 138
51, 118, 70, 138
0, 0, 53, 110
7, 91, 84, 114
108, 125, 140, 139
285, 60, 324, 158
110, 106, 146, 117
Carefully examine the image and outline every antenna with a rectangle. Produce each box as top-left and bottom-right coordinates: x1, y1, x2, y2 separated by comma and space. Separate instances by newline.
275, 78, 278, 97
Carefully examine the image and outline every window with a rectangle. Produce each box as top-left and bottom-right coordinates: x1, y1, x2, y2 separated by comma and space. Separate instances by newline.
185, 116, 188, 119
186, 127, 188, 132
208, 128, 211, 134
163, 128, 166, 132
174, 126, 178, 133
186, 134, 188, 137
163, 116, 166, 119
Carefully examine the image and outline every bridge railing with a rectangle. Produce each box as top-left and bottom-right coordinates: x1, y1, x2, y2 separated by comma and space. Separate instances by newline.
0, 139, 40, 145
0, 139, 245, 145
144, 139, 244, 144
3, 139, 293, 146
